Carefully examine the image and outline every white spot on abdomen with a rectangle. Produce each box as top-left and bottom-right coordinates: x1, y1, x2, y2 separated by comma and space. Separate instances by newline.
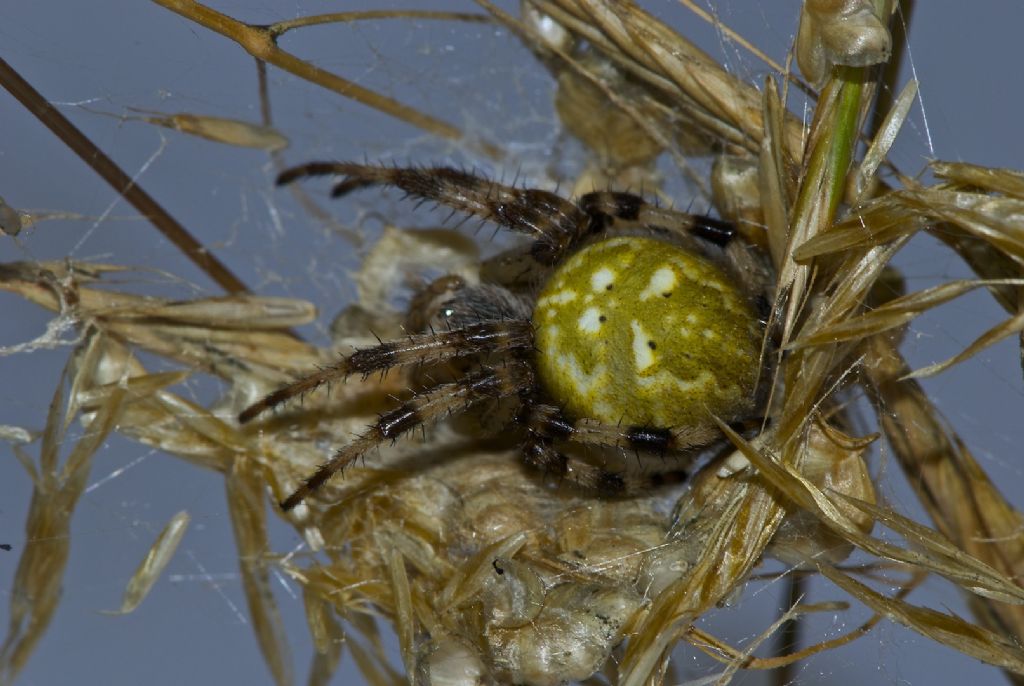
557, 354, 606, 396
590, 267, 616, 292
630, 320, 655, 372
639, 266, 677, 301
578, 307, 603, 334
537, 289, 578, 307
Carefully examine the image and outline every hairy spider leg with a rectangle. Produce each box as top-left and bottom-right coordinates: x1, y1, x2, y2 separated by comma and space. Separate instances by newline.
576, 191, 735, 247
278, 163, 740, 268
280, 360, 532, 510
516, 401, 722, 494
277, 163, 589, 261
238, 320, 533, 424
520, 436, 688, 496
522, 402, 725, 453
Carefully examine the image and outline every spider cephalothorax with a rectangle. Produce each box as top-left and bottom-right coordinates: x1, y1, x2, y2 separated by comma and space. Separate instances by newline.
239, 163, 773, 510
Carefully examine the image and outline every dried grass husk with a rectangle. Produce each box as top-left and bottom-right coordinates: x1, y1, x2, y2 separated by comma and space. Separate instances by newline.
103, 510, 191, 615
0, 330, 125, 683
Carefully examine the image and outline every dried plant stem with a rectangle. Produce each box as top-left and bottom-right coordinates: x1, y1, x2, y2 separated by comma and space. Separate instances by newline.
686, 569, 925, 671
868, 0, 914, 140
863, 333, 1024, 678
270, 10, 490, 36
772, 573, 804, 685
152, 0, 504, 160
777, 65, 868, 442
227, 459, 294, 686
0, 57, 250, 296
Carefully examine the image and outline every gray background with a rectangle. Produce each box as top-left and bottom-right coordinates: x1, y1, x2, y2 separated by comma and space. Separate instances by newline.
2, 1, 1022, 684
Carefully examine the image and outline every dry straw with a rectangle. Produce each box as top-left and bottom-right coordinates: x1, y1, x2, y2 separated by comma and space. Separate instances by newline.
3, 1, 1024, 684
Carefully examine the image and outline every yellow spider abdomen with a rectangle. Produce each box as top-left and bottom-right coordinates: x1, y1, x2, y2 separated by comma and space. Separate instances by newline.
533, 236, 763, 428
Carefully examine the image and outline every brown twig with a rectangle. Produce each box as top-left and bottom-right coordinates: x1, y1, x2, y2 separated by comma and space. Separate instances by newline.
153, 0, 504, 160
0, 57, 250, 295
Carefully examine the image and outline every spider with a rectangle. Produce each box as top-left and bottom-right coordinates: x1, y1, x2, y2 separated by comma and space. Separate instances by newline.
239, 163, 774, 511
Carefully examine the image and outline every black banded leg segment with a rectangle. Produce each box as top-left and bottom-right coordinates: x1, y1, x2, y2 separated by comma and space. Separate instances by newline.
277, 163, 589, 264
576, 191, 644, 234
238, 320, 533, 424
280, 360, 533, 510
519, 403, 713, 495
577, 191, 735, 247
277, 165, 737, 267
521, 436, 683, 496
521, 436, 630, 495
522, 402, 722, 454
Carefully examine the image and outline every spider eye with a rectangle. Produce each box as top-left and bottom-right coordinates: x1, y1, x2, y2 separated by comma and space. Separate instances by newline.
532, 236, 764, 428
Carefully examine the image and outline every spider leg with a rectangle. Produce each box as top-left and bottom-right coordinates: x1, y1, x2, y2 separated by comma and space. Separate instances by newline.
519, 402, 720, 495
523, 402, 722, 454
239, 320, 532, 424
277, 163, 589, 263
281, 359, 532, 510
521, 436, 684, 496
577, 191, 736, 246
